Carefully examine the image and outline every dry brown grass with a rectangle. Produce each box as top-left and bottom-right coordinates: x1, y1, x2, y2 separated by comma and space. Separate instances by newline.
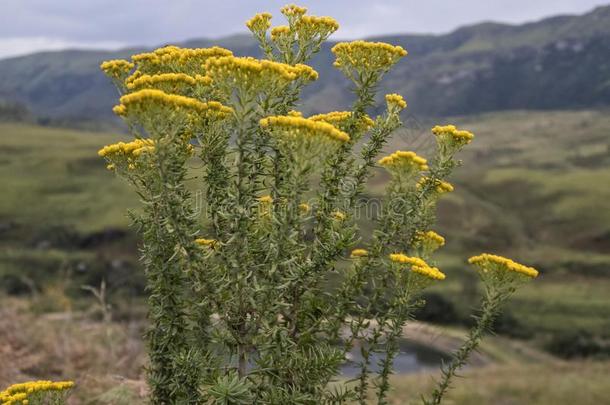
0, 297, 147, 404
2, 296, 609, 404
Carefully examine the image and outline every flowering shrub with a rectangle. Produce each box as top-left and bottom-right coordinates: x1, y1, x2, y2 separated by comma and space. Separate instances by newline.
97, 4, 539, 404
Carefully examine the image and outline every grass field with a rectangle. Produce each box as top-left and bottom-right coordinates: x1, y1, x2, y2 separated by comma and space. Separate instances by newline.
387, 360, 610, 405
0, 123, 136, 231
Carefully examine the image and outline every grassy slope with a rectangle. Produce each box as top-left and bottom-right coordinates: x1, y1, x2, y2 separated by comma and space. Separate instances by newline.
0, 123, 137, 231
0, 124, 142, 296
385, 361, 610, 405
445, 110, 610, 337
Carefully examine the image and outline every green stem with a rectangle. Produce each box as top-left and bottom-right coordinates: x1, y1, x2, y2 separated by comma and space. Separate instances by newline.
424, 290, 505, 405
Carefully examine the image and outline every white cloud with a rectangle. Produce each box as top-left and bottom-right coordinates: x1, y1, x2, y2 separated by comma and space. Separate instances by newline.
0, 37, 126, 59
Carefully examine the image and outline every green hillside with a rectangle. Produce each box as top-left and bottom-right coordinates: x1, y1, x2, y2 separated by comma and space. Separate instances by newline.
1, 6, 610, 124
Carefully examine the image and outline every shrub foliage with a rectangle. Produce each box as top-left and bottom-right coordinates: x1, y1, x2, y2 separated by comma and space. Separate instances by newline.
94, 4, 540, 404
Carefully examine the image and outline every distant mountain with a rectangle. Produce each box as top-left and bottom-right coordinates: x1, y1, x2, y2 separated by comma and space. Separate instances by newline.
1, 5, 609, 124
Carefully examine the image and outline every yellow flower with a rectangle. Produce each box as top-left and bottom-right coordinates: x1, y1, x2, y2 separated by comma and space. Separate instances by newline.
309, 111, 374, 132
378, 151, 429, 172
98, 139, 157, 172
116, 89, 233, 121
1, 380, 74, 404
246, 12, 273, 32
195, 238, 219, 249
298, 203, 311, 213
258, 195, 274, 204
350, 249, 369, 258
295, 15, 339, 39
385, 93, 407, 110
389, 253, 426, 266
468, 253, 538, 278
112, 104, 127, 116
417, 177, 454, 194
415, 230, 445, 248
431, 124, 474, 152
100, 59, 134, 80
271, 25, 292, 41
280, 4, 307, 17
204, 57, 318, 95
2, 392, 27, 403
436, 181, 454, 193
332, 41, 407, 78
414, 230, 445, 255
411, 264, 446, 281
287, 110, 303, 117
293, 63, 319, 81
124, 70, 143, 85
331, 210, 346, 221
389, 254, 445, 281
132, 46, 232, 74
98, 138, 155, 158
126, 72, 212, 94
260, 115, 350, 144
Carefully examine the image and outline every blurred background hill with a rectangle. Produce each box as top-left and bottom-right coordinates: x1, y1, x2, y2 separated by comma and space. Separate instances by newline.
0, 5, 609, 126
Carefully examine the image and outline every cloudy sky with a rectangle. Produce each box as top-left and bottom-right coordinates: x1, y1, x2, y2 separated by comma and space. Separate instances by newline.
0, 0, 607, 59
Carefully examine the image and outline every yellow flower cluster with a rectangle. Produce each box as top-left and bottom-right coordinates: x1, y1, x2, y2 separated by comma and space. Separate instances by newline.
246, 12, 273, 32
309, 111, 350, 123
389, 253, 427, 267
100, 59, 134, 79
287, 110, 303, 117
389, 253, 446, 280
117, 89, 233, 118
113, 104, 127, 116
378, 151, 429, 172
332, 41, 407, 75
415, 230, 445, 248
468, 254, 539, 278
260, 115, 350, 143
98, 139, 157, 170
271, 25, 291, 41
309, 111, 374, 132
258, 195, 274, 204
385, 93, 407, 110
331, 210, 346, 221
432, 125, 474, 148
350, 248, 369, 258
417, 177, 454, 194
195, 238, 219, 249
126, 73, 212, 92
98, 138, 155, 159
1, 380, 74, 405
205, 57, 318, 88
296, 15, 340, 36
281, 4, 308, 17
131, 46, 233, 74
124, 71, 146, 92
298, 202, 311, 213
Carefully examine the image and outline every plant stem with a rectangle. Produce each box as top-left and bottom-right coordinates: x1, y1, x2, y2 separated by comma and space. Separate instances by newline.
424, 290, 504, 405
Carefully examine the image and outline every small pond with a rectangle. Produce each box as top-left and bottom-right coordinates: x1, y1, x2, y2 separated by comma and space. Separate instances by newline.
341, 339, 451, 376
